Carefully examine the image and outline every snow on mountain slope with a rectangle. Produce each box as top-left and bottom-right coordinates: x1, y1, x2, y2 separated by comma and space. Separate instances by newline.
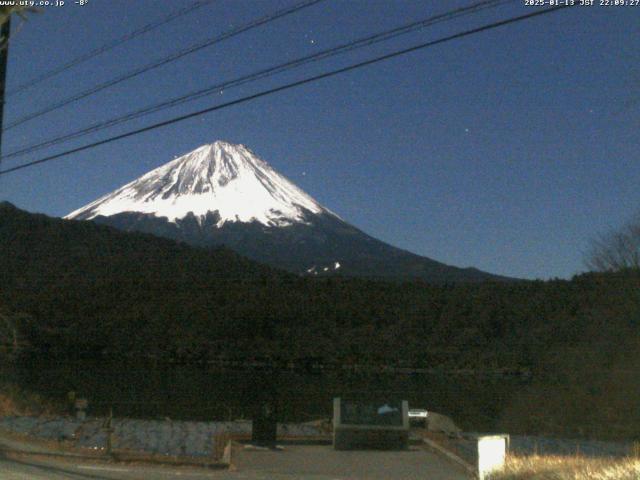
66, 141, 332, 227
63, 140, 511, 282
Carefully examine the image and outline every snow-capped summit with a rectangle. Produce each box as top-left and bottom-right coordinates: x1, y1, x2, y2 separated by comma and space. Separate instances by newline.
65, 140, 509, 283
66, 140, 330, 227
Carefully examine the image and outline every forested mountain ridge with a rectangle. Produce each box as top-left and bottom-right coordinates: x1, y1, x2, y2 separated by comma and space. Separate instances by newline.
2, 201, 639, 369
3, 202, 640, 438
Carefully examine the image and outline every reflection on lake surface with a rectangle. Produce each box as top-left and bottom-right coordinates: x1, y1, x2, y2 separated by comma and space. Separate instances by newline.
2, 360, 527, 431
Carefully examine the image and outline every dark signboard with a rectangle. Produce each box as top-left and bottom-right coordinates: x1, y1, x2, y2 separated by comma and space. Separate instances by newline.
339, 399, 404, 426
252, 401, 277, 447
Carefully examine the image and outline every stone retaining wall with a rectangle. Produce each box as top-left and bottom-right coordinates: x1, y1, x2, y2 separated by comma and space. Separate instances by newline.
0, 415, 323, 458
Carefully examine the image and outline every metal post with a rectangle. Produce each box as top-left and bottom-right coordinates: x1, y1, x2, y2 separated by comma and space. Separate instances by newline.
0, 16, 10, 158
103, 407, 115, 459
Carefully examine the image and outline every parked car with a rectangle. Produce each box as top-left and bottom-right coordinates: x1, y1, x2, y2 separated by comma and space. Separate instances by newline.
408, 409, 428, 427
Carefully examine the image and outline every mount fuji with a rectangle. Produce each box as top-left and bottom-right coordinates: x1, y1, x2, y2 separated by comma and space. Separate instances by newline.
66, 141, 506, 282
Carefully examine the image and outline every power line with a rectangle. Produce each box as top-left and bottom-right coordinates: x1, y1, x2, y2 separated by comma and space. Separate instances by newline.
4, 0, 217, 98
0, 5, 574, 177
2, 0, 326, 131
0, 16, 10, 158
1, 0, 513, 163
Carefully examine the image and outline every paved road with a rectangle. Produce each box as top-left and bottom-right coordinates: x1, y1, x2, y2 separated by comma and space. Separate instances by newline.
0, 455, 222, 480
232, 444, 471, 479
0, 445, 470, 480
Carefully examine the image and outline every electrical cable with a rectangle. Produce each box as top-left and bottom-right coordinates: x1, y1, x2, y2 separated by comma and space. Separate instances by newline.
1, 0, 513, 162
5, 0, 218, 98
2, 0, 326, 131
0, 5, 574, 177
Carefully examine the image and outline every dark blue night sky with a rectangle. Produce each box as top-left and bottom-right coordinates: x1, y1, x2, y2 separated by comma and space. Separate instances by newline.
1, 0, 638, 280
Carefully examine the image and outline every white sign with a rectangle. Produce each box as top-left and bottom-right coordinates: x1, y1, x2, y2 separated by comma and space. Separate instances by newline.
477, 435, 507, 480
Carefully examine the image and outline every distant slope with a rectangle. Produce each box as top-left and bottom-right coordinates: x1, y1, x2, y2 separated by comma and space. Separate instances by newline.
0, 200, 520, 364
3, 201, 638, 362
66, 141, 510, 283
0, 201, 291, 357
88, 209, 509, 283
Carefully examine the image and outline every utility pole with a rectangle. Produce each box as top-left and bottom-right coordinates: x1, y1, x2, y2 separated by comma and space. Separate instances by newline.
0, 16, 10, 159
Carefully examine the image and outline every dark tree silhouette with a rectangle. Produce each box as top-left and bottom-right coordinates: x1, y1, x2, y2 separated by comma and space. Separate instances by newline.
586, 213, 640, 272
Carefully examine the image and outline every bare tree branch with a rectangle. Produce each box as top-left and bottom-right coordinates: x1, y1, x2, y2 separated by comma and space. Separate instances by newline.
586, 213, 640, 272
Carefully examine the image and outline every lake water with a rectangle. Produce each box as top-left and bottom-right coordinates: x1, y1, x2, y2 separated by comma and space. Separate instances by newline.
2, 360, 527, 431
